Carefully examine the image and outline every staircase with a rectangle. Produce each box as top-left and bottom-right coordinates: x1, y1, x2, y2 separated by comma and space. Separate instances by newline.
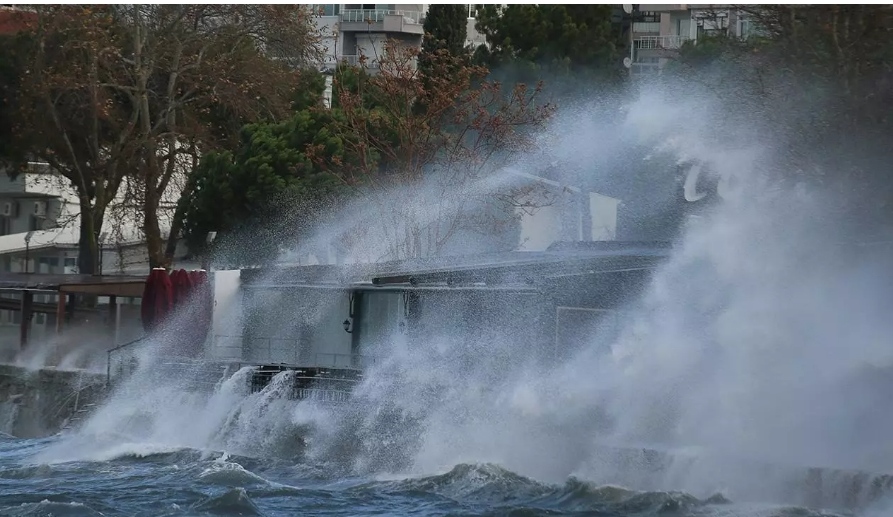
60, 403, 96, 433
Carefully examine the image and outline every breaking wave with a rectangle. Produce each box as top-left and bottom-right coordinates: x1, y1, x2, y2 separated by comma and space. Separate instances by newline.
17, 75, 893, 517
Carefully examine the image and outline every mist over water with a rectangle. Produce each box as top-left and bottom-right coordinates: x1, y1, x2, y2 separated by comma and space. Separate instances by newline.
19, 81, 893, 515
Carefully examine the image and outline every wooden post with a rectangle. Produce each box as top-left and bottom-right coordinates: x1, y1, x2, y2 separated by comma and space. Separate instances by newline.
66, 293, 76, 325
56, 291, 66, 334
19, 290, 33, 348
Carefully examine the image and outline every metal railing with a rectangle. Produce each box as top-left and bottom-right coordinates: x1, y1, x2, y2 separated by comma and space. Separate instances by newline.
106, 336, 150, 386
315, 352, 376, 369
248, 364, 365, 404
209, 334, 376, 369
634, 35, 689, 50
340, 9, 423, 24
104, 334, 377, 404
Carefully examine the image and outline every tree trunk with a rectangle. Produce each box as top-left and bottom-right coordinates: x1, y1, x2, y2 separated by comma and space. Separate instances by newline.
76, 195, 102, 276
163, 188, 189, 265
76, 195, 107, 310
144, 185, 168, 270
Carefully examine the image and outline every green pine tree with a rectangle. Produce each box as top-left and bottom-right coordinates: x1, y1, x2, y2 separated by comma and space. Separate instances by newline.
419, 4, 469, 78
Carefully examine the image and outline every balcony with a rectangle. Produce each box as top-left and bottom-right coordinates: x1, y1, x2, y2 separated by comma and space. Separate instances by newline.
632, 21, 661, 34
339, 9, 424, 35
633, 35, 689, 50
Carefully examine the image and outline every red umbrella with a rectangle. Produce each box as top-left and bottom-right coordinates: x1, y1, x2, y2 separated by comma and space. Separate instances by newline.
141, 268, 174, 332
170, 269, 193, 308
187, 270, 202, 287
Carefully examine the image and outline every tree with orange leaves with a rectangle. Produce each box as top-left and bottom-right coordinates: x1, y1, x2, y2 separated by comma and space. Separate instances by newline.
4, 5, 321, 272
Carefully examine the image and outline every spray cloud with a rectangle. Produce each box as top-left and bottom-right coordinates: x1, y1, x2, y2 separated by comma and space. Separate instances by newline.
33, 66, 893, 512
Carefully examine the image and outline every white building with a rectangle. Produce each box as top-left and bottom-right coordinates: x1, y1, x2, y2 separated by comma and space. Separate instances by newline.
511, 172, 620, 252
283, 171, 621, 267
0, 162, 190, 345
0, 162, 185, 276
311, 4, 487, 106
627, 4, 757, 79
313, 4, 485, 66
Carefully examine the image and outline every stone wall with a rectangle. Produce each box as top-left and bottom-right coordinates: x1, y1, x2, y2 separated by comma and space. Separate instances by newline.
0, 364, 105, 438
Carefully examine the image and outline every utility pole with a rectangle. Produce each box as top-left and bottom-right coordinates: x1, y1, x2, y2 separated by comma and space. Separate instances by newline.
23, 231, 33, 273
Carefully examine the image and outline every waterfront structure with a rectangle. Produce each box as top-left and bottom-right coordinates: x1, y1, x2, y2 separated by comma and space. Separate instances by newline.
198, 241, 671, 400
0, 164, 192, 348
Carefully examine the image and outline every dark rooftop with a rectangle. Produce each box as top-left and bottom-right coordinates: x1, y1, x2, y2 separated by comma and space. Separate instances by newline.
241, 241, 673, 289
0, 273, 147, 297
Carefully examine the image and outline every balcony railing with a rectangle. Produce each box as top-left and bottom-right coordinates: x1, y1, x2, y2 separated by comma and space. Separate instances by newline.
26, 161, 53, 174
210, 334, 377, 369
634, 35, 689, 50
340, 9, 423, 25
338, 54, 380, 69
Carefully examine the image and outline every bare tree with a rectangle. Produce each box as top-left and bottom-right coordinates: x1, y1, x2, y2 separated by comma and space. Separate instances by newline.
11, 5, 322, 271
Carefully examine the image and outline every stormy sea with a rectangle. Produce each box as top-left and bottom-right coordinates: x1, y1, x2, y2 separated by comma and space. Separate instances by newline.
0, 438, 762, 517
0, 426, 879, 517
0, 359, 889, 517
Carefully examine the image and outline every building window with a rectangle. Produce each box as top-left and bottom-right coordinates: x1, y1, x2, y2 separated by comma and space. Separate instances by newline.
0, 216, 8, 236
64, 257, 76, 268
310, 4, 340, 16
636, 11, 660, 23
38, 257, 59, 274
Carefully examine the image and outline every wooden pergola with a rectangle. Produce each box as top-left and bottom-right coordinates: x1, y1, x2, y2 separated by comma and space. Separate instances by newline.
0, 273, 147, 348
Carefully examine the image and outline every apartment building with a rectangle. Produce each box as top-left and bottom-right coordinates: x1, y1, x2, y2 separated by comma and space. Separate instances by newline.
0, 162, 190, 342
627, 4, 757, 79
313, 4, 484, 65
310, 4, 486, 105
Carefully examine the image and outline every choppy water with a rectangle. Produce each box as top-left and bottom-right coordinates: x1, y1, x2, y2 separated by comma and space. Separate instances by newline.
0, 358, 884, 517
0, 432, 877, 517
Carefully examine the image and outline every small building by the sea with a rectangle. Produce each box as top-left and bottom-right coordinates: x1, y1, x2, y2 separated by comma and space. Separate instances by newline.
208, 241, 671, 370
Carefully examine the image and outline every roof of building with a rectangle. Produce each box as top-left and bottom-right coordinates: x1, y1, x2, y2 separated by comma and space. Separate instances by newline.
241, 241, 672, 290
0, 273, 147, 297
0, 227, 148, 256
503, 170, 621, 203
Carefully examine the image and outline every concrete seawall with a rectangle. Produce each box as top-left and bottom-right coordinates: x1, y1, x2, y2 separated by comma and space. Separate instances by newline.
0, 364, 105, 438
